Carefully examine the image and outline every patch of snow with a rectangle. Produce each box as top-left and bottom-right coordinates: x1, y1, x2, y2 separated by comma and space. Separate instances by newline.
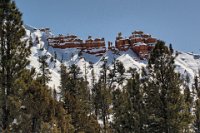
24, 25, 200, 92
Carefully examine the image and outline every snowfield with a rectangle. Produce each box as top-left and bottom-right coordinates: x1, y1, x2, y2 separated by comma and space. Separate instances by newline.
24, 25, 200, 90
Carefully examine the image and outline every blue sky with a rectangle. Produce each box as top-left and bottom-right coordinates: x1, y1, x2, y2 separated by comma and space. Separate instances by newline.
15, 0, 200, 53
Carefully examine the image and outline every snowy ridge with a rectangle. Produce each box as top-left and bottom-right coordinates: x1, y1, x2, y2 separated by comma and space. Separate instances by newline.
24, 25, 200, 89
175, 52, 200, 85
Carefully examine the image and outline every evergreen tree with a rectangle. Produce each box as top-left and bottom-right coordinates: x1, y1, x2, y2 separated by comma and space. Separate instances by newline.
59, 64, 69, 102
169, 43, 174, 54
98, 80, 112, 133
13, 69, 74, 133
148, 40, 169, 66
116, 60, 125, 85
194, 74, 200, 132
37, 55, 51, 86
29, 33, 33, 47
108, 59, 125, 88
108, 58, 117, 88
127, 69, 147, 133
112, 88, 131, 133
0, 0, 31, 131
118, 32, 122, 37
182, 73, 194, 132
59, 64, 100, 132
112, 68, 146, 133
54, 51, 57, 61
145, 43, 192, 132
59, 64, 76, 114
94, 57, 112, 132
91, 57, 113, 132
74, 78, 100, 133
100, 57, 108, 84
91, 68, 96, 87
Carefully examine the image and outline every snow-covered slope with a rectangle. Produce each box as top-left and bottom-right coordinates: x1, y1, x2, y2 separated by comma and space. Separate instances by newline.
175, 52, 200, 85
24, 25, 200, 89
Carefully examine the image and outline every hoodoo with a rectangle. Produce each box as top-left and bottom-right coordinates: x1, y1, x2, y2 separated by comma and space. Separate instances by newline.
46, 29, 157, 59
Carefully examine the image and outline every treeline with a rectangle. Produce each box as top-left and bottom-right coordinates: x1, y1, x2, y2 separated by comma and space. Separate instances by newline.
1, 0, 200, 133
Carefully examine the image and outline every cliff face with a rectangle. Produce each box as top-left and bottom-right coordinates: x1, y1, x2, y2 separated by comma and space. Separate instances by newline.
115, 31, 157, 59
47, 30, 157, 59
25, 25, 200, 89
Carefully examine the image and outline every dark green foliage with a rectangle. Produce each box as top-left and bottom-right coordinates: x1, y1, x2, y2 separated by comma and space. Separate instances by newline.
0, 2, 75, 132
92, 82, 101, 117
194, 74, 200, 132
100, 57, 108, 84
92, 57, 113, 132
69, 64, 81, 80
148, 40, 170, 66
29, 34, 33, 47
183, 73, 194, 131
108, 58, 117, 88
112, 69, 146, 133
118, 32, 122, 37
91, 68, 96, 87
0, 0, 31, 131
13, 69, 74, 133
35, 36, 39, 44
108, 59, 125, 88
98, 81, 112, 132
59, 64, 69, 102
126, 70, 146, 133
1, 1, 198, 132
37, 55, 51, 86
112, 89, 132, 133
59, 64, 76, 113
145, 42, 193, 132
59, 64, 101, 132
169, 44, 174, 54
116, 60, 125, 85
54, 51, 57, 60
50, 56, 54, 62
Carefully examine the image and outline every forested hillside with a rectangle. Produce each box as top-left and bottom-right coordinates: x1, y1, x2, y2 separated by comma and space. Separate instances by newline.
1, 1, 200, 132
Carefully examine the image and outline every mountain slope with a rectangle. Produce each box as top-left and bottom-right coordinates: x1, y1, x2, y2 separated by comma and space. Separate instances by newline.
24, 25, 200, 89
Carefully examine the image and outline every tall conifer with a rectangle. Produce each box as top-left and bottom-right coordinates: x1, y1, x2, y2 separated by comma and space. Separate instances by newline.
194, 74, 200, 132
145, 42, 192, 132
0, 0, 31, 131
37, 55, 51, 86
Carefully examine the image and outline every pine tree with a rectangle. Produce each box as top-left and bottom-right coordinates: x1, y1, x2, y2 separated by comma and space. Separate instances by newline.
108, 59, 125, 88
92, 81, 102, 117
54, 51, 57, 61
112, 88, 131, 133
127, 69, 147, 133
93, 57, 112, 132
59, 64, 69, 101
182, 73, 194, 132
194, 74, 200, 132
108, 58, 117, 89
112, 69, 146, 133
59, 64, 76, 113
116, 60, 125, 86
145, 43, 193, 132
13, 69, 74, 132
148, 40, 169, 66
118, 32, 122, 37
91, 68, 96, 87
100, 57, 108, 84
99, 81, 112, 133
91, 57, 113, 132
0, 0, 31, 131
59, 64, 100, 132
169, 44, 174, 54
74, 78, 101, 133
37, 55, 51, 86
